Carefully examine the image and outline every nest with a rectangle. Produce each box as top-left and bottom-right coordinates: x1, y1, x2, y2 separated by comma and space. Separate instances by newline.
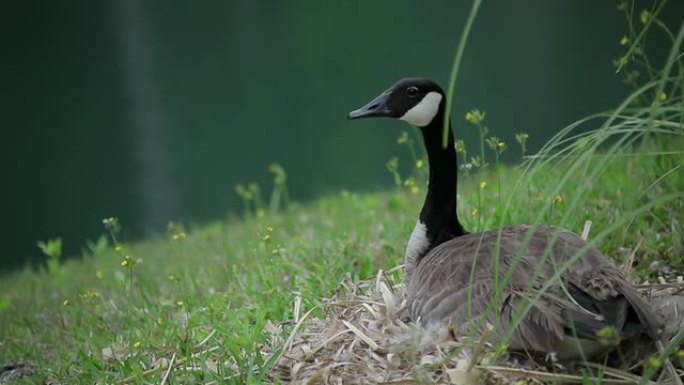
263, 266, 684, 384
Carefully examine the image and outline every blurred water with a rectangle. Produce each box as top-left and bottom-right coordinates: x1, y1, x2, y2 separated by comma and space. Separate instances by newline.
1, 0, 680, 269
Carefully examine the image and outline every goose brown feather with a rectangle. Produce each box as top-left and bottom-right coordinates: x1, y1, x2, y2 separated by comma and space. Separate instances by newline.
407, 225, 658, 357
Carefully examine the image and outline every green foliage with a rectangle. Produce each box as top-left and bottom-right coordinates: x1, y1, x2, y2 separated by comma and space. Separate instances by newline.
268, 163, 290, 213
2, 2, 682, 383
235, 163, 293, 220
235, 182, 264, 218
383, 131, 429, 195
385, 156, 402, 186
84, 235, 109, 257
2, 135, 682, 382
515, 132, 529, 158
37, 237, 63, 279
462, 108, 498, 230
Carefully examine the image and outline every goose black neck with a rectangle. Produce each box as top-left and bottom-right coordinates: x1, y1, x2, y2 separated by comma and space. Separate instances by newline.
418, 111, 468, 245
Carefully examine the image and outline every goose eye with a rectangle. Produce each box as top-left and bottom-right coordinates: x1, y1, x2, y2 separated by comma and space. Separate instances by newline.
406, 86, 419, 98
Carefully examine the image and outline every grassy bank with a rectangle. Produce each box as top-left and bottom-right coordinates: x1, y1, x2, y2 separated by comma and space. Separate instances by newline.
3, 2, 683, 383
1, 130, 682, 383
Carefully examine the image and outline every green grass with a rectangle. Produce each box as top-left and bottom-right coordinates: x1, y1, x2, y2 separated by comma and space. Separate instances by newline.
0, 132, 682, 383
2, 3, 682, 383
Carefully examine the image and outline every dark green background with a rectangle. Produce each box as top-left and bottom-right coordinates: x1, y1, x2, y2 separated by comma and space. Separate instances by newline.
2, 1, 680, 269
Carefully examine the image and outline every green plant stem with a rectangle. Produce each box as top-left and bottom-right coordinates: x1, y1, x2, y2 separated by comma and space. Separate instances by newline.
443, 0, 483, 148
615, 0, 668, 74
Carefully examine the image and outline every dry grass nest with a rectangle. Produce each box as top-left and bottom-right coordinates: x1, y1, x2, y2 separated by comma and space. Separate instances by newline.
263, 266, 684, 384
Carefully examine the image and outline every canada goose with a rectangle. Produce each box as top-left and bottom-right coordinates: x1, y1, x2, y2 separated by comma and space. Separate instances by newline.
347, 77, 658, 359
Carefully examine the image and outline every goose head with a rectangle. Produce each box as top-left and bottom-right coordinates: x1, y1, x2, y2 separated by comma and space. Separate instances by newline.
347, 77, 445, 128
347, 77, 466, 279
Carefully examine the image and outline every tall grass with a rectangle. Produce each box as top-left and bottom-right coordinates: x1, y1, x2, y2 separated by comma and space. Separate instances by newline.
441, 0, 684, 380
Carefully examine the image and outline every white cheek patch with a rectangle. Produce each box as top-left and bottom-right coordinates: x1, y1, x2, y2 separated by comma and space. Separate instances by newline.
399, 92, 443, 127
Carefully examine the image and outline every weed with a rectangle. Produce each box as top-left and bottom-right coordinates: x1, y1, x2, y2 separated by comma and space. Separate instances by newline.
235, 182, 264, 218
385, 156, 402, 186
268, 163, 290, 213
37, 237, 63, 279
465, 108, 489, 230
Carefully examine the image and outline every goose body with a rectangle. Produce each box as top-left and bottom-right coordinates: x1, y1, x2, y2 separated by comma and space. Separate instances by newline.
348, 78, 657, 358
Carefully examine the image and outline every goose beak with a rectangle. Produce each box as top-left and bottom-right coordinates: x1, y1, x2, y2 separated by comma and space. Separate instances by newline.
348, 92, 391, 120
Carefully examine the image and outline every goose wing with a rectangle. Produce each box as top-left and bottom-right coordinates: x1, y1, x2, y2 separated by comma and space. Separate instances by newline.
406, 225, 657, 357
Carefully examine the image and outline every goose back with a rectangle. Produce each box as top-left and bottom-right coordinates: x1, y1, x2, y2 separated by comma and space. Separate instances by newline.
407, 225, 658, 357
